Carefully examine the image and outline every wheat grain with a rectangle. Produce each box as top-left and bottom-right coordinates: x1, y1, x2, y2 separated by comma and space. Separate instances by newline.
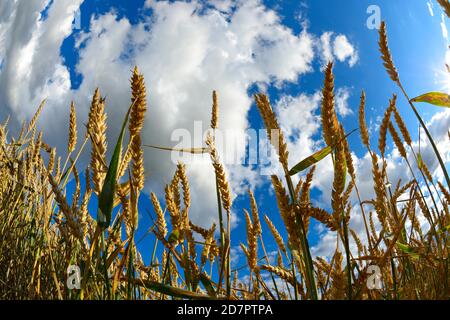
359, 91, 370, 147
331, 133, 346, 222
206, 134, 232, 213
260, 265, 298, 288
321, 62, 339, 147
378, 21, 399, 83
211, 90, 219, 129
131, 135, 145, 192
388, 121, 407, 158
151, 192, 168, 239
371, 153, 388, 231
27, 100, 46, 135
264, 215, 287, 255
68, 101, 77, 154
244, 209, 257, 272
255, 94, 289, 172
177, 162, 190, 209
438, 182, 450, 204
308, 207, 338, 231
129, 66, 147, 138
437, 0, 450, 18
378, 96, 396, 157
88, 90, 107, 194
248, 190, 261, 236
392, 105, 412, 146
165, 184, 181, 231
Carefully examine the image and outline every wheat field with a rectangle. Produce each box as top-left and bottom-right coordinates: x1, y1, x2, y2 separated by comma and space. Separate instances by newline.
0, 18, 449, 300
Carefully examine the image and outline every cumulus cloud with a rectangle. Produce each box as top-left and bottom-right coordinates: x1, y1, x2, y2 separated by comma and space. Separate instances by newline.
0, 0, 355, 229
317, 32, 358, 68
255, 86, 449, 259
0, 0, 83, 125
318, 32, 334, 67
0, 0, 445, 261
333, 34, 358, 67
311, 109, 450, 258
335, 87, 353, 117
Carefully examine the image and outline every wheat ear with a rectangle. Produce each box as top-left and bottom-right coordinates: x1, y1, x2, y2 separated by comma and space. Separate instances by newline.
68, 101, 77, 154
378, 21, 400, 83
358, 91, 370, 147
206, 134, 232, 213
321, 62, 339, 147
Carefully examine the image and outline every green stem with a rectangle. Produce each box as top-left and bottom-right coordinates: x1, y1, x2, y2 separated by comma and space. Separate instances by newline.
285, 173, 318, 300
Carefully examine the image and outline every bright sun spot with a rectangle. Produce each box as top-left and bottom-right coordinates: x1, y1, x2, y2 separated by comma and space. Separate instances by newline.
435, 49, 450, 94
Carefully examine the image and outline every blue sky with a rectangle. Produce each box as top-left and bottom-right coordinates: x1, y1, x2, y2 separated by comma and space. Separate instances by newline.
1, 0, 449, 273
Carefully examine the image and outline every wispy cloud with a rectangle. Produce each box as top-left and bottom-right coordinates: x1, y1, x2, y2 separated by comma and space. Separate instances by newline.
427, 0, 434, 17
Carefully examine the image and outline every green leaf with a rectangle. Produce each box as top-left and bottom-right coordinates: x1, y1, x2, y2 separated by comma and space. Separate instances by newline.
438, 224, 450, 234
168, 229, 183, 244
289, 146, 332, 176
396, 242, 420, 260
411, 92, 450, 108
97, 103, 133, 230
288, 128, 358, 177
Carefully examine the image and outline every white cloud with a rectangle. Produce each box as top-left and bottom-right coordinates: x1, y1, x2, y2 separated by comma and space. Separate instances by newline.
335, 87, 353, 117
310, 109, 450, 258
318, 32, 334, 67
1, 0, 351, 229
317, 32, 358, 68
440, 13, 448, 41
427, 1, 434, 17
0, 0, 83, 125
257, 85, 450, 259
333, 34, 358, 67
209, 0, 235, 13
1, 0, 446, 263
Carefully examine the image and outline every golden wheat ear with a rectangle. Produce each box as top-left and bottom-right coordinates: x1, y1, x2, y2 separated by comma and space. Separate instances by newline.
68, 101, 77, 154
321, 62, 340, 148
378, 95, 396, 157
129, 66, 147, 138
378, 21, 399, 83
437, 0, 450, 18
358, 91, 370, 148
211, 90, 219, 130
205, 134, 232, 213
